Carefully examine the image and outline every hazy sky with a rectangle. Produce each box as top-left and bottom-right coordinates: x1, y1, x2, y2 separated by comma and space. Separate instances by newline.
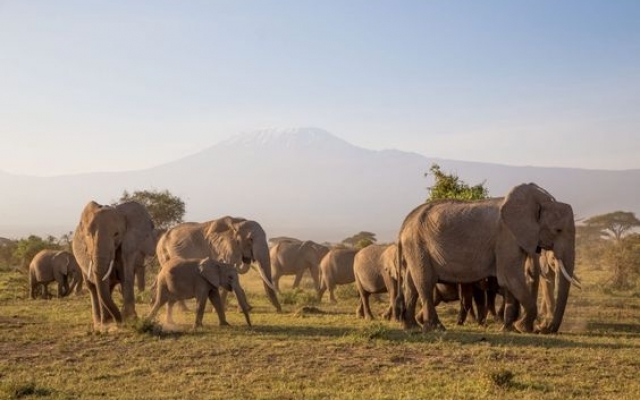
1, 1, 639, 176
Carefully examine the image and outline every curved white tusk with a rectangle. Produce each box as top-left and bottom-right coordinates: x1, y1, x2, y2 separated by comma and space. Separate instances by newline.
254, 264, 278, 293
558, 259, 582, 290
102, 259, 114, 282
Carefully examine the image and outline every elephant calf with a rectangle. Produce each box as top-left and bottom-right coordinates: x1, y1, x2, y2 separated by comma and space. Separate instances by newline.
147, 257, 252, 329
318, 248, 358, 303
29, 249, 83, 299
353, 244, 398, 320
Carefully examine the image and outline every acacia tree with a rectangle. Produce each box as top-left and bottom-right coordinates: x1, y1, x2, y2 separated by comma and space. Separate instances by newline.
583, 211, 640, 243
117, 189, 186, 230
581, 211, 640, 289
425, 163, 488, 202
342, 231, 377, 249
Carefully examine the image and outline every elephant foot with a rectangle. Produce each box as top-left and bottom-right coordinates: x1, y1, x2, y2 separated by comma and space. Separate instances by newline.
514, 319, 534, 334
421, 321, 446, 333
122, 306, 138, 321
402, 318, 420, 330
218, 321, 230, 327
500, 323, 517, 333
381, 311, 392, 320
535, 322, 556, 334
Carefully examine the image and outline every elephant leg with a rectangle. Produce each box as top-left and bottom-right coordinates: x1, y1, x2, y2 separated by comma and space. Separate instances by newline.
135, 265, 145, 293
208, 289, 229, 326
292, 270, 304, 289
272, 271, 282, 293
42, 283, 51, 299
385, 280, 397, 321
146, 297, 166, 323
402, 272, 420, 329
57, 276, 69, 298
356, 299, 364, 318
85, 280, 103, 329
166, 301, 176, 325
362, 292, 375, 320
329, 284, 337, 303
457, 284, 473, 325
310, 265, 321, 293
317, 280, 327, 302
355, 280, 365, 318
120, 255, 138, 320
472, 285, 488, 326
408, 259, 443, 332
502, 291, 520, 332
193, 295, 208, 329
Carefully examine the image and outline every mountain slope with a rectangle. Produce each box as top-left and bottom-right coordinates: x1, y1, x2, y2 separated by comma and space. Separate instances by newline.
1, 128, 638, 241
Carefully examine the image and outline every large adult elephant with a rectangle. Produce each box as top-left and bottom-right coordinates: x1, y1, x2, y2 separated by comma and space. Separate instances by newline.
395, 183, 577, 333
156, 216, 281, 312
270, 239, 329, 293
73, 201, 155, 327
29, 249, 83, 299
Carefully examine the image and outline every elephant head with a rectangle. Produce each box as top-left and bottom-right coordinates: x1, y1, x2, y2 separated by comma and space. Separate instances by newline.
231, 219, 281, 311
199, 258, 252, 326
73, 201, 154, 326
500, 183, 576, 333
56, 251, 83, 295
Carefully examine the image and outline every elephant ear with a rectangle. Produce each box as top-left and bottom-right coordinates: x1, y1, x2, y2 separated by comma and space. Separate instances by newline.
57, 252, 70, 275
383, 245, 399, 280
500, 183, 555, 256
116, 202, 154, 254
198, 258, 220, 288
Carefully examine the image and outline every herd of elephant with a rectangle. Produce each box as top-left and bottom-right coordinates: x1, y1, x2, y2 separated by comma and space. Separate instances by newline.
28, 182, 581, 334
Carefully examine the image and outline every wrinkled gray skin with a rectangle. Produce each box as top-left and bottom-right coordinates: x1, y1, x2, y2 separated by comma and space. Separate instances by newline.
354, 244, 398, 320
29, 249, 83, 299
318, 248, 358, 303
73, 201, 155, 328
156, 217, 281, 312
147, 257, 252, 328
270, 239, 329, 293
395, 183, 576, 333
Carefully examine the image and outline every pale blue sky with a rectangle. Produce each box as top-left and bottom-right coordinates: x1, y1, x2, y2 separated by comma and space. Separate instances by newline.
1, 1, 638, 176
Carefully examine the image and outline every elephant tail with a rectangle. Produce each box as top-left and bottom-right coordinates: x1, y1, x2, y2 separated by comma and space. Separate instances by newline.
393, 241, 406, 320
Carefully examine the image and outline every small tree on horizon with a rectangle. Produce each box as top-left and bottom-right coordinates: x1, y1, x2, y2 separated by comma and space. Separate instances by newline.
116, 189, 186, 230
425, 163, 488, 202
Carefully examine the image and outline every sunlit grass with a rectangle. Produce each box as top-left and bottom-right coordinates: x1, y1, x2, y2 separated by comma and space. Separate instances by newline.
1, 267, 640, 399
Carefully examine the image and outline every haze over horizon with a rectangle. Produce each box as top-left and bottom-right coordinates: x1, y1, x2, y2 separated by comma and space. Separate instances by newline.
1, 1, 639, 176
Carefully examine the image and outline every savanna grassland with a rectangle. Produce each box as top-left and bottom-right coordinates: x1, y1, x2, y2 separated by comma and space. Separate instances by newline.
1, 263, 640, 400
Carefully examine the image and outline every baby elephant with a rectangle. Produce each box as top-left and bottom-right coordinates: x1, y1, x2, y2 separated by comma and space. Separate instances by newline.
29, 249, 83, 299
147, 257, 252, 329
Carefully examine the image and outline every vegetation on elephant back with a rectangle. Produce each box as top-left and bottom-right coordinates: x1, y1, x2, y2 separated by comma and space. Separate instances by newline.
425, 163, 489, 202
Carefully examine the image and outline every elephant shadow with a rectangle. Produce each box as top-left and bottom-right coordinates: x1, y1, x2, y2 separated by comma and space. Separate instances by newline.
391, 329, 640, 350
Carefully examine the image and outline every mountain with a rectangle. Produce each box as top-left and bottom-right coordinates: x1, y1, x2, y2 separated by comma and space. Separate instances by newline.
1, 127, 639, 242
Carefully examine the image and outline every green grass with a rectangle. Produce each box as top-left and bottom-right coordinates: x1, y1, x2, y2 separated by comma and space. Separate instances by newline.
2, 270, 640, 399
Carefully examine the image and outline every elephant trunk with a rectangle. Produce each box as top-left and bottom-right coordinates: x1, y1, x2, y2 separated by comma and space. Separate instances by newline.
546, 249, 574, 333
233, 284, 252, 327
253, 243, 282, 312
93, 258, 122, 324
236, 261, 252, 274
